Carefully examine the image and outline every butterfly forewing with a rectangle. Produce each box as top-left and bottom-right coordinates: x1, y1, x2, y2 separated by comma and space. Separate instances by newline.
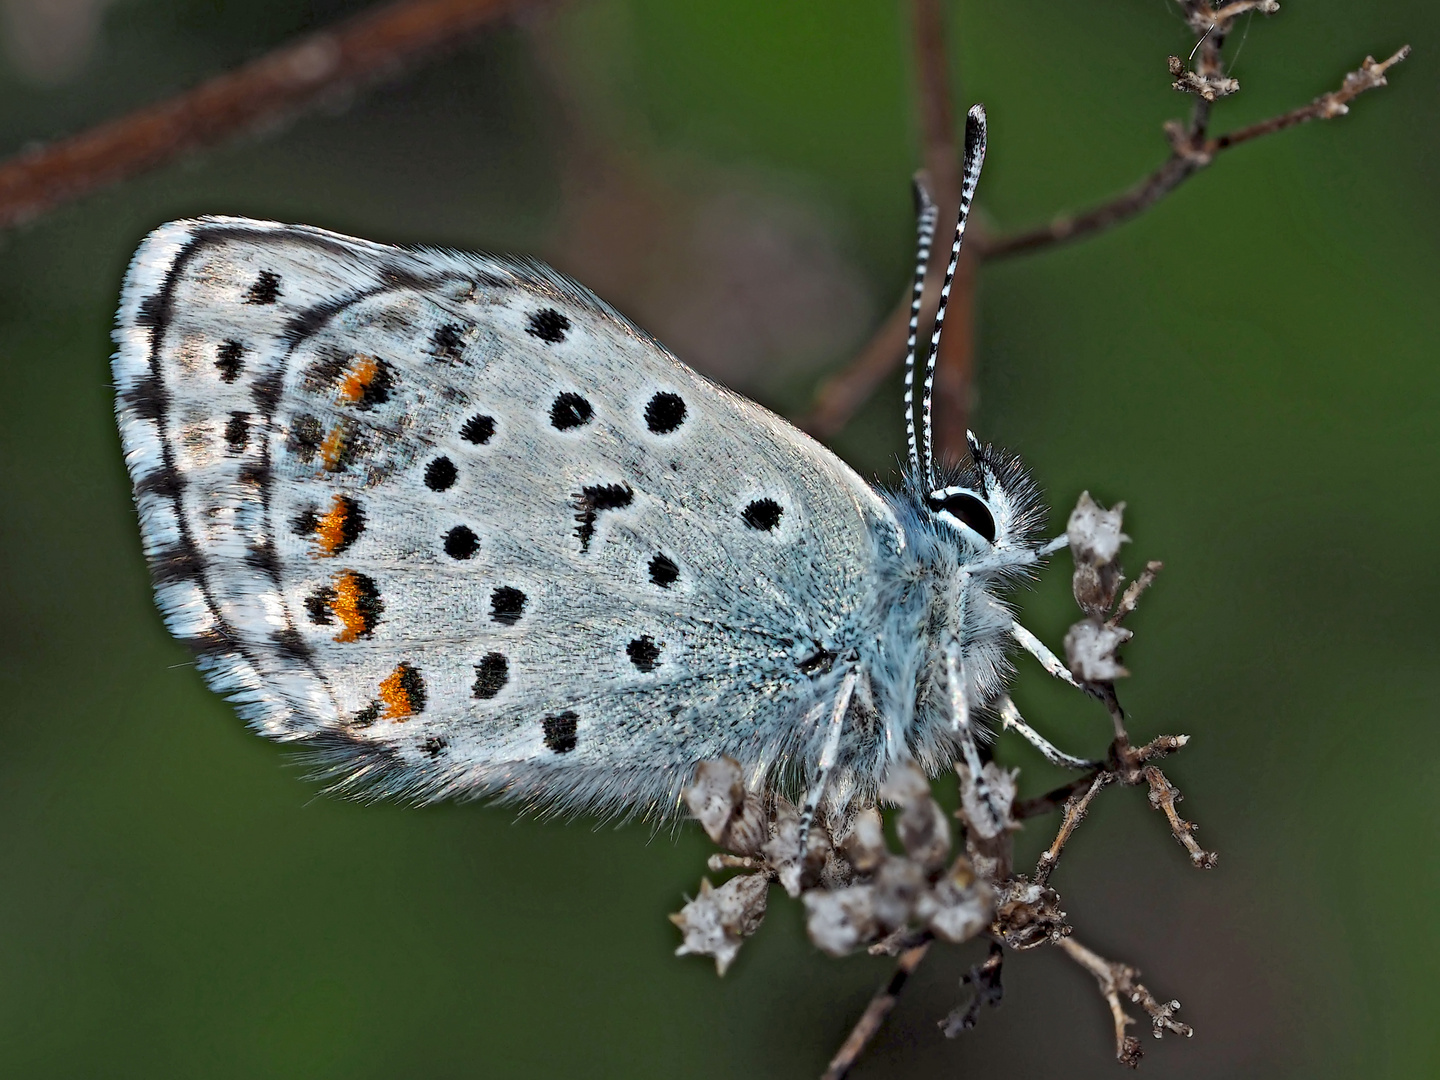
114, 217, 900, 813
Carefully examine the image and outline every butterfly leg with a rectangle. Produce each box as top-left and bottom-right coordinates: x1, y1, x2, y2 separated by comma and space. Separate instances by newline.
1010, 620, 1081, 689
946, 642, 1010, 834
997, 695, 1098, 770
797, 666, 860, 858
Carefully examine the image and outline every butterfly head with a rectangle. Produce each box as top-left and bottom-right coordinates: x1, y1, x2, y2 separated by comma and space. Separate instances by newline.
913, 429, 1045, 559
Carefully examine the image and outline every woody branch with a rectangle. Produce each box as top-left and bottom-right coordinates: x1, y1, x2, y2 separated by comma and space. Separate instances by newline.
803, 2, 1409, 440
0, 0, 529, 229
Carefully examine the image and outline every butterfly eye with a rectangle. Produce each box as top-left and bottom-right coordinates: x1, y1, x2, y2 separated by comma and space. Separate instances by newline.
928, 491, 997, 543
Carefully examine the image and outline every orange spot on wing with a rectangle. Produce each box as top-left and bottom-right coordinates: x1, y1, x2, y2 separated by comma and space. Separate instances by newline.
315, 495, 352, 556
378, 662, 425, 720
331, 570, 379, 643
320, 425, 347, 471
338, 354, 380, 404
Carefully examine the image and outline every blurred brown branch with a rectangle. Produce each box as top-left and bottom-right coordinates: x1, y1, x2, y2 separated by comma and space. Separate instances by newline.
804, 2, 1409, 440
980, 44, 1411, 260
0, 0, 529, 229
820, 939, 933, 1080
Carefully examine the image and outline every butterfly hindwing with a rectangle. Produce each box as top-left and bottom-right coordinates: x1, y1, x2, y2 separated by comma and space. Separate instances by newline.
114, 216, 901, 814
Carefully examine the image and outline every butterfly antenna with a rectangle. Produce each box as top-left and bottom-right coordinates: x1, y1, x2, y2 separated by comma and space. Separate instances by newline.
903, 179, 939, 479
921, 103, 988, 490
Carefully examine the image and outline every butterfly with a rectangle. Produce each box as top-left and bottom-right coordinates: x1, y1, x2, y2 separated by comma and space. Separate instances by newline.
112, 104, 1090, 834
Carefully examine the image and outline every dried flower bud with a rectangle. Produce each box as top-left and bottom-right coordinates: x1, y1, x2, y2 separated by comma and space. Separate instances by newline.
841, 807, 887, 874
684, 758, 744, 844
763, 797, 828, 898
871, 856, 926, 930
802, 884, 879, 957
1064, 618, 1134, 683
684, 757, 769, 855
879, 762, 951, 872
917, 858, 994, 944
670, 873, 770, 975
1068, 492, 1129, 615
1068, 491, 1129, 566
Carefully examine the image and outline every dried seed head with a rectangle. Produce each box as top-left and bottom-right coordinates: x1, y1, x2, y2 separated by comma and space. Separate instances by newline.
1065, 619, 1134, 683
802, 884, 880, 957
684, 757, 744, 844
1068, 492, 1129, 616
670, 873, 770, 976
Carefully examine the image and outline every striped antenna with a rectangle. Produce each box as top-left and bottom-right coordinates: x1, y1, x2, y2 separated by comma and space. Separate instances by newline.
903, 179, 939, 478
920, 103, 988, 489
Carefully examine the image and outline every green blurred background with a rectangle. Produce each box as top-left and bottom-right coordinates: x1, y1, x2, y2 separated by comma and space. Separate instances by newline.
0, 1, 1435, 1075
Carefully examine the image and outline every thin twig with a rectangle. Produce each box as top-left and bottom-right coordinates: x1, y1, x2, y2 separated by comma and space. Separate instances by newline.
1034, 771, 1111, 888
0, 0, 529, 229
1058, 936, 1193, 1068
1014, 772, 1101, 820
980, 46, 1409, 260
1110, 560, 1164, 627
1143, 765, 1218, 869
821, 940, 934, 1080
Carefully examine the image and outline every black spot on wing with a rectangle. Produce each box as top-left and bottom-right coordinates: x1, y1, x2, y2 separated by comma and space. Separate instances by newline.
425, 456, 457, 492
443, 525, 479, 560
542, 711, 578, 754
352, 702, 382, 728
742, 498, 783, 531
527, 308, 570, 344
431, 323, 467, 361
648, 553, 679, 588
472, 652, 508, 699
243, 270, 282, 305
305, 586, 336, 624
460, 414, 495, 445
215, 340, 245, 382
490, 586, 526, 626
421, 736, 448, 758
573, 483, 633, 553
627, 636, 660, 673
550, 392, 592, 431
645, 392, 687, 434
224, 412, 249, 453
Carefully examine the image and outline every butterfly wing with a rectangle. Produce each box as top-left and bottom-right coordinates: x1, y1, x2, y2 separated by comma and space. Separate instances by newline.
114, 217, 901, 816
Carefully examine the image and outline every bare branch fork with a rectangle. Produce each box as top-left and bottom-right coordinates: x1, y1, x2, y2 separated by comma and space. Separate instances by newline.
802, 1, 1410, 441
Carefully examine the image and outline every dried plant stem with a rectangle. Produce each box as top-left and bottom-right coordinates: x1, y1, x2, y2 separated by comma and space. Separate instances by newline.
805, 15, 1408, 439
979, 46, 1409, 260
821, 940, 934, 1080
1143, 765, 1216, 870
1034, 771, 1110, 889
1058, 936, 1193, 1068
0, 0, 527, 229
